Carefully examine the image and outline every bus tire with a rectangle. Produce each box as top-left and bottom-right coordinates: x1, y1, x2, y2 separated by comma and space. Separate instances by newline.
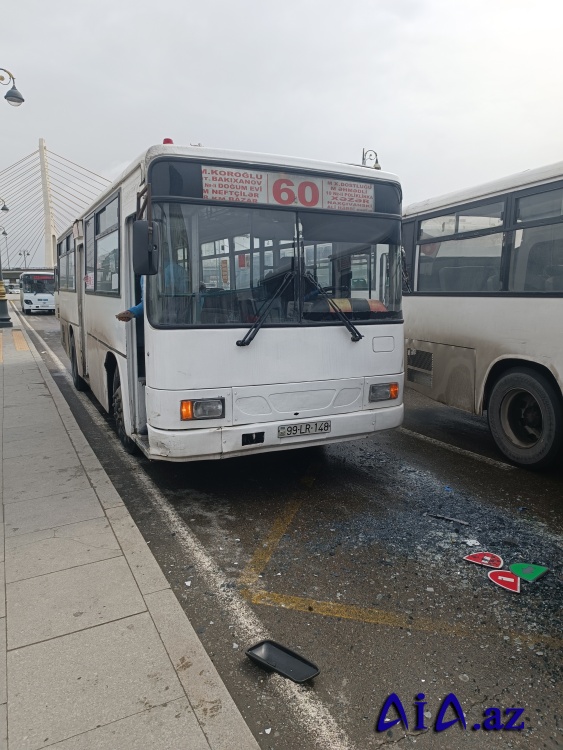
488, 368, 563, 469
112, 369, 138, 455
70, 337, 87, 392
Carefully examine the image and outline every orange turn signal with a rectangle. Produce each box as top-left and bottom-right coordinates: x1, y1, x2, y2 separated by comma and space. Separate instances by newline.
368, 382, 400, 402
180, 398, 225, 420
180, 400, 194, 420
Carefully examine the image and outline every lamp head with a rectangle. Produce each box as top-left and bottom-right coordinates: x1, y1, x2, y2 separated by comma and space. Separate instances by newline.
361, 148, 381, 169
5, 82, 24, 107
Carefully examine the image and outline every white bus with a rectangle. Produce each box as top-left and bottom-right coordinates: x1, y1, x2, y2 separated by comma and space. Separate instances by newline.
402, 161, 563, 469
57, 143, 404, 461
20, 271, 56, 314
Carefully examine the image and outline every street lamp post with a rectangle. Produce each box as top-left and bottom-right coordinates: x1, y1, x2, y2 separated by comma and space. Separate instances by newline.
0, 228, 8, 269
0, 225, 12, 327
19, 251, 30, 270
0, 68, 24, 107
361, 149, 381, 170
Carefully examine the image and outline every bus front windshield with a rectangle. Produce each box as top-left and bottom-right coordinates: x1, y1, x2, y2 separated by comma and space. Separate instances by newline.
22, 275, 55, 294
147, 203, 402, 328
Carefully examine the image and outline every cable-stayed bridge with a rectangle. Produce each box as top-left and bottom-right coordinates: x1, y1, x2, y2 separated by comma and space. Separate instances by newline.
0, 139, 111, 272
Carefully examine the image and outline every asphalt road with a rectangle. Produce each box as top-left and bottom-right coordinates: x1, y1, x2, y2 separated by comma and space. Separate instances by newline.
13, 302, 563, 750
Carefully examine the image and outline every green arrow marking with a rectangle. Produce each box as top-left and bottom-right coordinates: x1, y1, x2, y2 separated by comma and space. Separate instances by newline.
509, 563, 549, 582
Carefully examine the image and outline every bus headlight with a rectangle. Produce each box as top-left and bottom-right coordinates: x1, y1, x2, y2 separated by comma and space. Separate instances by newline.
180, 398, 225, 420
369, 383, 399, 402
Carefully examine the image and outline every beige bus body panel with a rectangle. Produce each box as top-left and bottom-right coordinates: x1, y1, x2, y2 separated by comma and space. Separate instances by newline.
403, 296, 563, 415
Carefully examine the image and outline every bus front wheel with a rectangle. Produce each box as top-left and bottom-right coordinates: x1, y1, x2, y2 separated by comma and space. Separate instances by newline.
488, 368, 562, 469
70, 337, 87, 392
112, 369, 138, 455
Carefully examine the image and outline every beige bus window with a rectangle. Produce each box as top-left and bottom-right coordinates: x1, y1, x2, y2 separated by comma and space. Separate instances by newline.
457, 202, 504, 233
417, 233, 503, 292
517, 188, 563, 223
508, 223, 563, 291
419, 214, 455, 239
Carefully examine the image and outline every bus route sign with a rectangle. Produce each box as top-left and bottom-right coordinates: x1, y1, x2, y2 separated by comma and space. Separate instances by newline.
201, 166, 375, 213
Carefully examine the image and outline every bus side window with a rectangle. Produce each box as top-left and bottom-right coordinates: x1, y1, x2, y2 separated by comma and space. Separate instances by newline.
524, 242, 553, 291
417, 252, 440, 291
509, 224, 563, 292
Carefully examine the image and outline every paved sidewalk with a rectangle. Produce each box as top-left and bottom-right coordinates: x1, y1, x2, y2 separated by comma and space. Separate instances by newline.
0, 316, 259, 750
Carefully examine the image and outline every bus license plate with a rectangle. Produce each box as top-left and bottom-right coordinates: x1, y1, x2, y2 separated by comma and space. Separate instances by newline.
278, 421, 331, 438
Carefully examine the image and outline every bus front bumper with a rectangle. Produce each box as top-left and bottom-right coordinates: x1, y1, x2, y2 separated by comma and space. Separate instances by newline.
142, 406, 403, 461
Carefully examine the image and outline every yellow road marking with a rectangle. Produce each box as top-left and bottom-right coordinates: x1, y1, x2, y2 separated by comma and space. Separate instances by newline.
239, 498, 302, 587
237, 469, 560, 649
242, 588, 562, 648
12, 330, 29, 351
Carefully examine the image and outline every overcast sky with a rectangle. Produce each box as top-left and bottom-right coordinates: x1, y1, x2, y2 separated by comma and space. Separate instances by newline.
2, 0, 562, 226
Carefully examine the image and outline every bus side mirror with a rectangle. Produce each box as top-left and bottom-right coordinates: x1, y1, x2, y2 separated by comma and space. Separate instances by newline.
133, 220, 159, 275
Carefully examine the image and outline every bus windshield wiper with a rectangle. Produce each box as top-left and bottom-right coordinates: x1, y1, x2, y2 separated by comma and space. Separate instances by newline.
401, 247, 412, 293
236, 271, 295, 347
303, 271, 363, 342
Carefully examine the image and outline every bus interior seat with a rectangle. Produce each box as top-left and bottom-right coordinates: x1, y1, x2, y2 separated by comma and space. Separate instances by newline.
200, 308, 230, 324
486, 271, 501, 291
438, 265, 488, 292
524, 241, 555, 291
259, 298, 283, 323
417, 256, 441, 291
286, 301, 296, 319
238, 297, 258, 322
545, 265, 563, 291
200, 291, 260, 324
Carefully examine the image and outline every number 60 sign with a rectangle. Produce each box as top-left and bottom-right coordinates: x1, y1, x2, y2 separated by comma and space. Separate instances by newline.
201, 165, 375, 213
271, 177, 321, 207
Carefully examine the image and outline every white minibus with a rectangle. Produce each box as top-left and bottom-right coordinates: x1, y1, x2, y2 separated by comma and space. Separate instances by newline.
20, 271, 55, 314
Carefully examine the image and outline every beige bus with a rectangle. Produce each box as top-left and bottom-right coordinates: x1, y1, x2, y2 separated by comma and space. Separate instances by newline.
402, 161, 563, 469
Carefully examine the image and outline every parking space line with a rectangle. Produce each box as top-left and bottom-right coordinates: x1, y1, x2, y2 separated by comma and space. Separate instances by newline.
239, 498, 302, 587
244, 589, 562, 648
399, 427, 514, 470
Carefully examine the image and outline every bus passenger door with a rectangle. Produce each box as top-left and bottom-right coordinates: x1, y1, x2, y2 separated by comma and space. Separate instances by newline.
125, 216, 146, 436
76, 242, 88, 377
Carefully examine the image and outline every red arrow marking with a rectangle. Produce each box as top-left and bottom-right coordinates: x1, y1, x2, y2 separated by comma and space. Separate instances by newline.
464, 551, 503, 569
488, 570, 521, 593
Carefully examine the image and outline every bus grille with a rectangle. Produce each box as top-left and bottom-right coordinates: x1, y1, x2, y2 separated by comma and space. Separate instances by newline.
407, 369, 432, 387
406, 349, 433, 387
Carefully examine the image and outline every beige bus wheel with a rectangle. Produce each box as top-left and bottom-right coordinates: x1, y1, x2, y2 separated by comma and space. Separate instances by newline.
488, 368, 562, 469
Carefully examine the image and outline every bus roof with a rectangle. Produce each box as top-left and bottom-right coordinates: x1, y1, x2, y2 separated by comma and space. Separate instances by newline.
63, 144, 401, 231
404, 160, 563, 218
